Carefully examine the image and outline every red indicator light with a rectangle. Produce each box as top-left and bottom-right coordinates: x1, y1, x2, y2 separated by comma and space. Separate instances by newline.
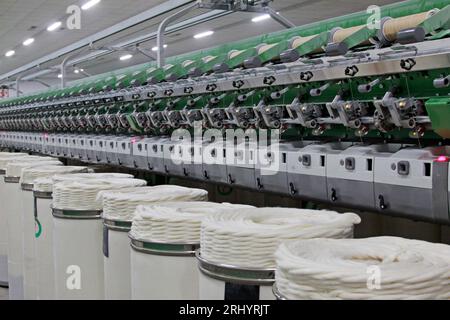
435, 155, 449, 163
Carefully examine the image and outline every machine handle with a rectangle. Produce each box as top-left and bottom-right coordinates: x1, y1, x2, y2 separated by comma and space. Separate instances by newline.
289, 182, 297, 195
257, 178, 263, 190
378, 195, 387, 210
331, 188, 338, 202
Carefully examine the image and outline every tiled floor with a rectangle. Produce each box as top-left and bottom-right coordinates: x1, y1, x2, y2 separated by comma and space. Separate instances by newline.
0, 287, 8, 300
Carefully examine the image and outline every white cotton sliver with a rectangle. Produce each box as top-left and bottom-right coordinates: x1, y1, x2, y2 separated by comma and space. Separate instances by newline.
33, 177, 53, 193
0, 154, 48, 170
52, 178, 147, 211
51, 172, 133, 183
6, 160, 62, 178
130, 201, 253, 244
20, 165, 89, 185
200, 208, 361, 269
99, 185, 209, 221
35, 172, 135, 195
274, 237, 450, 300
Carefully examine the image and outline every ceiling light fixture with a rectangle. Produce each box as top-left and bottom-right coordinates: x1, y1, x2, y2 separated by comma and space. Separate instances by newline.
193, 30, 214, 39
57, 74, 62, 78
251, 14, 271, 22
5, 50, 15, 57
151, 44, 168, 52
23, 38, 35, 46
47, 21, 62, 32
81, 0, 101, 10
119, 54, 133, 61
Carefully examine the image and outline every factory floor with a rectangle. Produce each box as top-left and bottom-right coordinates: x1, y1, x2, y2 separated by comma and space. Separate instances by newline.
0, 287, 8, 300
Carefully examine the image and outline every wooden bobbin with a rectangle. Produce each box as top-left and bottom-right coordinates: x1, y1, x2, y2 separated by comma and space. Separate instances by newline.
382, 10, 437, 42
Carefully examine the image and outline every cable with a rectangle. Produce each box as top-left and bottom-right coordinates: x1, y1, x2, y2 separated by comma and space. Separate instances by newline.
275, 237, 450, 300
131, 201, 252, 244
52, 178, 147, 211
200, 208, 361, 269
100, 185, 208, 222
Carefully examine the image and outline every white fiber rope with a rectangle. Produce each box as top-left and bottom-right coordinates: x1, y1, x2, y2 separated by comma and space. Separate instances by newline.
20, 166, 89, 185
6, 160, 62, 178
99, 185, 208, 221
274, 237, 450, 300
52, 178, 147, 211
131, 202, 252, 244
200, 208, 361, 269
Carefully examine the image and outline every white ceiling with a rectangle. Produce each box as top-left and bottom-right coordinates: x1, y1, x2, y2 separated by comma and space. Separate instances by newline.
0, 0, 399, 90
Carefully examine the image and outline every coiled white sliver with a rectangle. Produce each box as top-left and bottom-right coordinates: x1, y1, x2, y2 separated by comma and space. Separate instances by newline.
0, 152, 26, 156
130, 202, 253, 244
99, 185, 209, 222
53, 178, 147, 211
274, 237, 450, 300
33, 177, 53, 193
51, 172, 133, 183
200, 208, 361, 269
34, 172, 134, 194
20, 166, 89, 185
6, 160, 62, 178
0, 152, 28, 168
0, 155, 50, 171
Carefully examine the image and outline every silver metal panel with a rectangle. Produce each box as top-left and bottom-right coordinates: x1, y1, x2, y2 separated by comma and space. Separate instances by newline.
327, 177, 375, 209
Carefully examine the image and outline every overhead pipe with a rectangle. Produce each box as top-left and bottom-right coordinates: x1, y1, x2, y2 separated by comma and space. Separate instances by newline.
263, 6, 296, 28
157, 1, 200, 67
15, 75, 23, 97
60, 46, 94, 88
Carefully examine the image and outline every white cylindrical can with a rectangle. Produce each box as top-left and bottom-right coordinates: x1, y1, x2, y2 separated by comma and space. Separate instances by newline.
130, 240, 199, 300
102, 220, 132, 300
52, 177, 146, 300
129, 201, 250, 300
0, 171, 9, 287
53, 208, 104, 300
7, 160, 63, 300
19, 166, 89, 300
198, 208, 361, 300
4, 176, 24, 300
33, 189, 54, 300
101, 185, 208, 300
20, 184, 37, 300
0, 153, 34, 289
